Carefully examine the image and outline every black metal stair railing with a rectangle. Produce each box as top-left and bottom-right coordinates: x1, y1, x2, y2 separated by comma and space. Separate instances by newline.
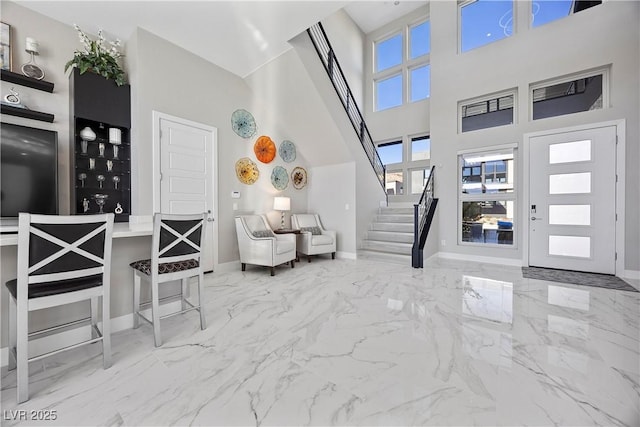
412, 165, 438, 268
307, 23, 386, 194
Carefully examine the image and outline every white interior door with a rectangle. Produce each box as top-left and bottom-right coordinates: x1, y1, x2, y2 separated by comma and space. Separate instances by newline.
529, 126, 616, 274
159, 116, 216, 271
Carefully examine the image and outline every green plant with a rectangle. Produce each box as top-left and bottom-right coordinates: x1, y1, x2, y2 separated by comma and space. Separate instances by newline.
65, 25, 125, 86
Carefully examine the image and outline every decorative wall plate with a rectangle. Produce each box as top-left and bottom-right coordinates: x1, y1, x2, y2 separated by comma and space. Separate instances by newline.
271, 166, 289, 191
235, 157, 260, 185
231, 109, 257, 138
279, 140, 296, 163
254, 135, 276, 163
291, 167, 307, 190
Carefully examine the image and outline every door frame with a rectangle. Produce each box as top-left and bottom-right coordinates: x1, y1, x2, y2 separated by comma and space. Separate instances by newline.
521, 119, 626, 276
152, 110, 219, 271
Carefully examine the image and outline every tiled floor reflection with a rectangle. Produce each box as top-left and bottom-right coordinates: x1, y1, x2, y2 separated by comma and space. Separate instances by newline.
2, 257, 639, 426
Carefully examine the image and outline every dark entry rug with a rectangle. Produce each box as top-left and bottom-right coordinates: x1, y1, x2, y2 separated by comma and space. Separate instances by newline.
522, 267, 639, 292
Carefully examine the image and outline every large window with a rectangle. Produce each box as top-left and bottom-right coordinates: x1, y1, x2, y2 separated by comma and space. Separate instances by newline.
411, 135, 430, 161
460, 0, 513, 52
376, 134, 430, 199
459, 147, 516, 246
377, 140, 403, 165
374, 18, 430, 111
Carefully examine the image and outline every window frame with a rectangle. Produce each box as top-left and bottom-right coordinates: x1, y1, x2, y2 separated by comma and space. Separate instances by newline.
373, 16, 431, 112
458, 88, 518, 133
458, 0, 515, 54
529, 66, 610, 121
458, 144, 518, 248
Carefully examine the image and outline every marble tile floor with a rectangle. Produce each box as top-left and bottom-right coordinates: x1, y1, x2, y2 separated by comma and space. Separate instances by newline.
1, 257, 639, 426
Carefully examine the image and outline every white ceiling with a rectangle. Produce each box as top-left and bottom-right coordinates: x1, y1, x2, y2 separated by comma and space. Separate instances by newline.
16, 0, 426, 78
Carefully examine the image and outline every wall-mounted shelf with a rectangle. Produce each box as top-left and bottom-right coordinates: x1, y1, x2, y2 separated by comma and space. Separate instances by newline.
0, 104, 54, 122
0, 70, 54, 92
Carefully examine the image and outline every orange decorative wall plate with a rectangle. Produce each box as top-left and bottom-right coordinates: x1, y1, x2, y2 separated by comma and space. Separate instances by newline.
254, 135, 276, 163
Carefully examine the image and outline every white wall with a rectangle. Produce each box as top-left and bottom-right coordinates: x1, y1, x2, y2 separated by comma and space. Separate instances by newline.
429, 1, 640, 269
307, 162, 357, 256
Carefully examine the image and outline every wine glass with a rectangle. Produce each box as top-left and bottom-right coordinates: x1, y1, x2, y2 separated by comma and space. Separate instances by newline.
92, 194, 108, 214
112, 175, 121, 190
78, 172, 87, 187
97, 174, 105, 189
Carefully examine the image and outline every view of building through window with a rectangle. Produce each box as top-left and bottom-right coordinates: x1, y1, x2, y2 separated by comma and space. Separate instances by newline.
460, 148, 515, 245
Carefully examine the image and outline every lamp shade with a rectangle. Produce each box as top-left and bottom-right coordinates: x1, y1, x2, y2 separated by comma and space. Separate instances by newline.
273, 196, 290, 211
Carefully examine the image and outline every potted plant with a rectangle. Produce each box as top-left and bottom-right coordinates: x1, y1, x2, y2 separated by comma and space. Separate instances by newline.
65, 25, 125, 86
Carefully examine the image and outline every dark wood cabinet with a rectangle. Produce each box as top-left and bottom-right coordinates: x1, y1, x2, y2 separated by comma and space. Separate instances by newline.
69, 69, 131, 222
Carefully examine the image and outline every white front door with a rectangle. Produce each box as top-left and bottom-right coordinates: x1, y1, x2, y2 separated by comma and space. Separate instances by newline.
158, 115, 217, 272
529, 126, 616, 274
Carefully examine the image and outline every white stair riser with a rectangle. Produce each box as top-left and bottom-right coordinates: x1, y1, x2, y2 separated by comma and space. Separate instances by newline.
371, 223, 413, 232
362, 241, 412, 255
379, 208, 414, 215
367, 231, 413, 243
377, 215, 413, 223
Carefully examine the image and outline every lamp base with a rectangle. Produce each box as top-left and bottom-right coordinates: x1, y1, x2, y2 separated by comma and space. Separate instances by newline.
279, 211, 285, 230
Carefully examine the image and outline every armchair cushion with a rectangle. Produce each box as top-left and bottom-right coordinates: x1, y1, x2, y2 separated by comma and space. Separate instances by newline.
252, 229, 275, 238
300, 226, 322, 235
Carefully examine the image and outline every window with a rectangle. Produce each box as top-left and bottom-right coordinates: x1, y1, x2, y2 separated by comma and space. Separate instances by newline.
386, 170, 404, 195
459, 91, 515, 132
410, 20, 430, 59
459, 147, 516, 246
377, 140, 403, 165
376, 74, 403, 111
411, 135, 430, 161
410, 65, 431, 102
460, 0, 513, 52
373, 18, 430, 111
531, 0, 601, 28
531, 69, 607, 120
411, 168, 430, 194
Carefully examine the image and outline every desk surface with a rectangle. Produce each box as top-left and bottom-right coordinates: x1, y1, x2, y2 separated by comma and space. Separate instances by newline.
0, 222, 153, 247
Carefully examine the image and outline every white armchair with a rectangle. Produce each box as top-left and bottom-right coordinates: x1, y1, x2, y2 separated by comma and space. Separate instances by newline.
291, 214, 336, 262
235, 215, 296, 276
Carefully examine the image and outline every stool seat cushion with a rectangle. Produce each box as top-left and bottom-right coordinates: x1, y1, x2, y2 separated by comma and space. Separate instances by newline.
130, 258, 199, 276
5, 274, 103, 299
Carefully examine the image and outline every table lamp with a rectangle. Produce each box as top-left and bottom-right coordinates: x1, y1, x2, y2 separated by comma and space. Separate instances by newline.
273, 196, 290, 230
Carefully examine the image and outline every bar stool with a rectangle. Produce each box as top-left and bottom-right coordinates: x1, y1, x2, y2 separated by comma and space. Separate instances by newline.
5, 213, 114, 403
130, 213, 207, 346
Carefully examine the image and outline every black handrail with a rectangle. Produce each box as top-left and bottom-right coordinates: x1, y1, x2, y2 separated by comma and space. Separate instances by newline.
307, 23, 386, 195
412, 165, 436, 268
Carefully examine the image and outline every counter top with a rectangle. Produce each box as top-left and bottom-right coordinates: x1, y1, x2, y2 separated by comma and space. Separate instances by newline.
0, 222, 153, 247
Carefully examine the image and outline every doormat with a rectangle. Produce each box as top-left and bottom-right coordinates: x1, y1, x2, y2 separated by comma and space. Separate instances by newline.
522, 267, 638, 292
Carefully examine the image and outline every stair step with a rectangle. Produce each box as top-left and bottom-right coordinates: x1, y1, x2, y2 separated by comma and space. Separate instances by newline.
361, 240, 412, 255
379, 207, 414, 215
371, 222, 413, 232
367, 230, 413, 243
357, 250, 411, 265
376, 214, 413, 223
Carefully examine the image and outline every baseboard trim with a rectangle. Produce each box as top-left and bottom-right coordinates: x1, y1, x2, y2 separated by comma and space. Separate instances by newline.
1, 301, 182, 368
622, 269, 640, 280
437, 251, 524, 267
337, 251, 356, 260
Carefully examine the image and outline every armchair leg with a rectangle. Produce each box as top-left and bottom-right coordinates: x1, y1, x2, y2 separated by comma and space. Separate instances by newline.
270, 267, 275, 276
290, 260, 295, 268
132, 273, 141, 329
241, 263, 246, 272
332, 252, 336, 259
308, 255, 311, 263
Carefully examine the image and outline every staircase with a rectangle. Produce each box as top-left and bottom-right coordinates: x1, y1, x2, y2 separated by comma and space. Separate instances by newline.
360, 205, 414, 262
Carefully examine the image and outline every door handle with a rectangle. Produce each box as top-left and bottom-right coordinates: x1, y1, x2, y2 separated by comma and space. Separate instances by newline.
207, 217, 214, 222
531, 216, 543, 221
